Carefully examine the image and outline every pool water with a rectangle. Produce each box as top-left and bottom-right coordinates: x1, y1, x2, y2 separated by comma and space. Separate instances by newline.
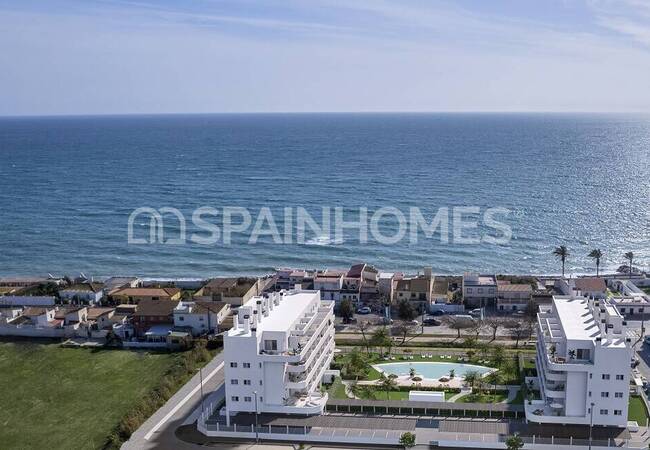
373, 362, 493, 379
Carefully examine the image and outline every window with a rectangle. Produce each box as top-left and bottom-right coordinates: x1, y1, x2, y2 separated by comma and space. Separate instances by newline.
600, 409, 608, 415
199, 316, 204, 321
601, 392, 609, 398
621, 308, 626, 313
178, 316, 184, 321
614, 410, 622, 416
243, 362, 251, 368
259, 362, 262, 368
588, 391, 592, 397
230, 362, 237, 368
589, 373, 592, 379
264, 340, 278, 351
244, 379, 251, 385
244, 396, 252, 402
602, 374, 610, 380
259, 380, 263, 386
615, 392, 624, 398
616, 374, 624, 380
576, 349, 591, 360
231, 396, 239, 402
230, 379, 238, 385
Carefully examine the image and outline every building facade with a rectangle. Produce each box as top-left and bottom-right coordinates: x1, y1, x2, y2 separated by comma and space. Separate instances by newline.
528, 295, 632, 427
462, 273, 497, 308
223, 290, 335, 421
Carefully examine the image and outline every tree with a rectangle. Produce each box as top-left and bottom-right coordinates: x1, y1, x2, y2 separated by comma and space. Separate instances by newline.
589, 249, 603, 277
505, 434, 524, 450
379, 373, 397, 400
491, 345, 505, 368
485, 371, 501, 401
464, 370, 479, 390
370, 327, 391, 355
449, 369, 455, 379
395, 322, 416, 346
625, 251, 634, 278
468, 319, 484, 339
507, 321, 530, 348
477, 341, 491, 359
343, 348, 368, 380
339, 299, 354, 323
399, 432, 416, 448
484, 317, 504, 341
553, 245, 569, 278
397, 299, 417, 321
356, 320, 371, 355
444, 316, 472, 339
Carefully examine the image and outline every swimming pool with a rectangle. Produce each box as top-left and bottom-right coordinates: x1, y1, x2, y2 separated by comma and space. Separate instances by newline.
373, 362, 493, 379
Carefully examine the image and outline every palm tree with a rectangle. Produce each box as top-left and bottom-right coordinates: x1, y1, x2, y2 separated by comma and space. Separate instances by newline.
553, 246, 569, 278
464, 370, 479, 391
625, 251, 634, 279
379, 373, 397, 400
588, 249, 603, 277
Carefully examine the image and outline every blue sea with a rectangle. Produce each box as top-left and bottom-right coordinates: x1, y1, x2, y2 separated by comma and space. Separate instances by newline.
0, 113, 648, 277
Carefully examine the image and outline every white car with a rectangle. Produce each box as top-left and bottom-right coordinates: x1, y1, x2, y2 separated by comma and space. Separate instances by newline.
357, 306, 372, 314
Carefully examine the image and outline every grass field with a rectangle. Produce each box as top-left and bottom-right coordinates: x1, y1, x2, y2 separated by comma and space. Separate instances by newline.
628, 395, 650, 425
0, 341, 181, 450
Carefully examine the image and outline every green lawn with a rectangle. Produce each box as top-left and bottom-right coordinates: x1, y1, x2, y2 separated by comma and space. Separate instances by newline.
0, 341, 181, 450
326, 377, 349, 399
456, 391, 508, 403
355, 387, 456, 401
628, 395, 650, 425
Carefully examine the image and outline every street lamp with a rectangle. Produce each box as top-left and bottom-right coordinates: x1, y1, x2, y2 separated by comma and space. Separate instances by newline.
253, 390, 260, 443
588, 401, 595, 450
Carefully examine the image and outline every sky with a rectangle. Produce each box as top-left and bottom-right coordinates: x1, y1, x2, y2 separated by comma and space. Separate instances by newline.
1, 0, 650, 115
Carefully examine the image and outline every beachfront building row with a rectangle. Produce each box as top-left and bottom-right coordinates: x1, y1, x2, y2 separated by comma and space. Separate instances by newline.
223, 290, 335, 421
528, 295, 632, 427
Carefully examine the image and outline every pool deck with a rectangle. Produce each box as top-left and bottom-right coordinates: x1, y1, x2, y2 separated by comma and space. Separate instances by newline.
371, 360, 495, 389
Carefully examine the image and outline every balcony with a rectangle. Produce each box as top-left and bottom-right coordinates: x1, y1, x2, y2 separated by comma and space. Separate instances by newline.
261, 392, 328, 415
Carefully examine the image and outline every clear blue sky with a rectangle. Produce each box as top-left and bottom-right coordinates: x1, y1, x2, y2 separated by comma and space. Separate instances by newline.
1, 0, 650, 115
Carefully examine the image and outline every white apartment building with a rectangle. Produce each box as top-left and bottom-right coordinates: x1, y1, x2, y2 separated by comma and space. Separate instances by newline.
528, 295, 632, 427
223, 290, 335, 422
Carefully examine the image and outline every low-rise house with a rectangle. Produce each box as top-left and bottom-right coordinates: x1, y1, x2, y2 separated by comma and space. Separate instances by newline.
607, 296, 648, 319
110, 287, 181, 304
341, 276, 361, 303
54, 306, 89, 325
348, 263, 379, 300
378, 272, 396, 302
573, 277, 607, 299
497, 283, 533, 311
14, 307, 60, 327
103, 276, 139, 294
431, 277, 449, 304
59, 282, 104, 305
86, 307, 116, 330
0, 296, 56, 307
133, 299, 180, 335
313, 273, 344, 302
0, 276, 52, 287
395, 268, 433, 312
139, 278, 206, 290
0, 305, 23, 323
195, 277, 271, 306
173, 301, 230, 336
462, 273, 497, 308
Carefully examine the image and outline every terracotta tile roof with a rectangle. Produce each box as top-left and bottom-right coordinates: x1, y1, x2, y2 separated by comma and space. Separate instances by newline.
575, 277, 607, 292
111, 287, 180, 298
135, 299, 179, 317
87, 307, 115, 320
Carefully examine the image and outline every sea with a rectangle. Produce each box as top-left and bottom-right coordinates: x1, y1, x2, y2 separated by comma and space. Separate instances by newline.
0, 113, 648, 278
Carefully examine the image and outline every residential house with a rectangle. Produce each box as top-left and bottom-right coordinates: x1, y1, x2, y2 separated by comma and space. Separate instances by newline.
0, 296, 56, 307
313, 273, 344, 302
462, 273, 497, 308
394, 268, 433, 312
348, 263, 379, 301
59, 282, 104, 305
110, 287, 181, 304
195, 277, 272, 306
378, 273, 397, 303
497, 283, 533, 311
54, 306, 88, 325
431, 277, 449, 304
14, 307, 59, 327
103, 276, 139, 294
86, 307, 117, 330
133, 299, 180, 335
173, 301, 230, 336
573, 277, 607, 299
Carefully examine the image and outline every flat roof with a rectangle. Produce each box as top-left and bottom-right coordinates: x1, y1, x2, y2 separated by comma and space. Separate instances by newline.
554, 297, 600, 341
256, 291, 318, 333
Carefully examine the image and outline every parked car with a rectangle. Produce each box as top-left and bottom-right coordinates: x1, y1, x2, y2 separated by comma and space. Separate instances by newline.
423, 316, 441, 326
357, 306, 372, 314
431, 310, 446, 316
410, 319, 420, 326
469, 308, 482, 317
